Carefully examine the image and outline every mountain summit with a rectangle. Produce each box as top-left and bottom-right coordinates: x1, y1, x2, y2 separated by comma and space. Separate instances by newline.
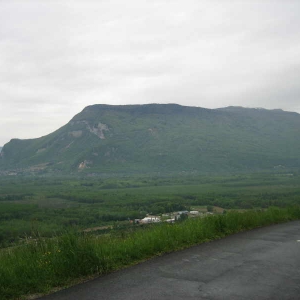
1, 104, 300, 174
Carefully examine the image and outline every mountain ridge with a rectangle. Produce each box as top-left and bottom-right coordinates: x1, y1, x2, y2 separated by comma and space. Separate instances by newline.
1, 104, 300, 175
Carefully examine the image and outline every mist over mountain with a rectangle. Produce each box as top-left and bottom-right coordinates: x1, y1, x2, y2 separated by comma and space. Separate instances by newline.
1, 104, 300, 175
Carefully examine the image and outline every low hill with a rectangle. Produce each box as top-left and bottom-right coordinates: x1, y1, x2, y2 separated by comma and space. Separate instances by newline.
1, 104, 300, 174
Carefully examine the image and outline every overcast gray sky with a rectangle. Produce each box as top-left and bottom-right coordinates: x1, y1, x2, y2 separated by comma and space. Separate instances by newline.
1, 0, 300, 145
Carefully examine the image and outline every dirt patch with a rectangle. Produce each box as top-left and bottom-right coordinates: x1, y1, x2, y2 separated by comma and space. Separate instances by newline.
83, 226, 113, 233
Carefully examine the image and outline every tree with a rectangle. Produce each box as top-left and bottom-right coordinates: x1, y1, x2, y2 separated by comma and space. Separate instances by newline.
207, 205, 214, 212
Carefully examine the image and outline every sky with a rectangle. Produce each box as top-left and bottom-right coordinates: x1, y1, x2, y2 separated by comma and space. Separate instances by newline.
1, 0, 300, 146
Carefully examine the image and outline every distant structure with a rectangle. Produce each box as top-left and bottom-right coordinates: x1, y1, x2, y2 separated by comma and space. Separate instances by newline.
135, 216, 161, 224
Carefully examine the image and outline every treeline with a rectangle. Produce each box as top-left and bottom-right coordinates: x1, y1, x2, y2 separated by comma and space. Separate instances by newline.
0, 193, 33, 201
1, 173, 300, 247
188, 191, 300, 209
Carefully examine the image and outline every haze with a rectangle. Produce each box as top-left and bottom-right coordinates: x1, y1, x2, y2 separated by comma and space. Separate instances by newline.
1, 0, 300, 145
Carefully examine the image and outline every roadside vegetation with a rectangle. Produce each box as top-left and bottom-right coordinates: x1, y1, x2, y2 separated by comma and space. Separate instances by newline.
1, 207, 300, 299
1, 172, 300, 299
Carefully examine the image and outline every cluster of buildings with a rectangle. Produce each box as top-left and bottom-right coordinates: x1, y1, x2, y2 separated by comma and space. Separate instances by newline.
134, 210, 208, 224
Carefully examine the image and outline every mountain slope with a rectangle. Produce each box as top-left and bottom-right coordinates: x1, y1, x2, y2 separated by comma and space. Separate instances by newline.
1, 104, 300, 174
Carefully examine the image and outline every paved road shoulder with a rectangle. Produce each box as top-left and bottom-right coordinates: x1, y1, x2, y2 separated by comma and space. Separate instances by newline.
40, 221, 300, 300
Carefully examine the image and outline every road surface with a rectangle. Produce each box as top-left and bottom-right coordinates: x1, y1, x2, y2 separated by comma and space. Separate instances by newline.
40, 221, 300, 300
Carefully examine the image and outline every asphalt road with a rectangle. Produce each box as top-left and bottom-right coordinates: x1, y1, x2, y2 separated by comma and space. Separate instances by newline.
40, 221, 300, 300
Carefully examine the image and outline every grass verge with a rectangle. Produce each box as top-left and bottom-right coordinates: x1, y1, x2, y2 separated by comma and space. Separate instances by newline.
1, 206, 300, 299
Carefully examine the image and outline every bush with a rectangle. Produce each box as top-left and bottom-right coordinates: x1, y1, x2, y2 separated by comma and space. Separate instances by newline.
1, 206, 300, 299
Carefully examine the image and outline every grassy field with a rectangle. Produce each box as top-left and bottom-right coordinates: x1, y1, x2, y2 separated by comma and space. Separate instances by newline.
1, 172, 300, 298
1, 206, 300, 299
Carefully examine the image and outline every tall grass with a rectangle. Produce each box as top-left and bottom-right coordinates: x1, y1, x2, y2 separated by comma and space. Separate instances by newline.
1, 206, 300, 299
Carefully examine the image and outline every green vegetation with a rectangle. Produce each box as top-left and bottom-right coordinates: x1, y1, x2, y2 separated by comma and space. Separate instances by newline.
2, 104, 300, 298
1, 173, 300, 299
1, 173, 300, 247
1, 207, 300, 299
1, 104, 300, 174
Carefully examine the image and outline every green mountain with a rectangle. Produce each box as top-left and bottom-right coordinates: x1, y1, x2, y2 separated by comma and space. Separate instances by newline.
1, 104, 300, 174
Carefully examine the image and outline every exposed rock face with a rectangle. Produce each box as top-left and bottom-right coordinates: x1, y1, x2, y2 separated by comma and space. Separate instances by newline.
78, 160, 92, 170
69, 131, 83, 138
70, 121, 109, 139
88, 123, 109, 139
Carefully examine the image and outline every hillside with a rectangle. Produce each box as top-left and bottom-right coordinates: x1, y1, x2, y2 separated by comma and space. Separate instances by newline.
1, 104, 300, 175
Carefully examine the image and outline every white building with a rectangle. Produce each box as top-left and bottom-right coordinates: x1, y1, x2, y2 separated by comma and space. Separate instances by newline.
141, 216, 161, 223
190, 211, 199, 215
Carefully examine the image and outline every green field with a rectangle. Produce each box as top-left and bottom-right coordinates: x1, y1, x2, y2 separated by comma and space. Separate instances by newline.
1, 172, 300, 247
1, 172, 300, 299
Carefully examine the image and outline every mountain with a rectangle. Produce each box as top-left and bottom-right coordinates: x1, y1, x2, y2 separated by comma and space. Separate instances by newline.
1, 104, 300, 175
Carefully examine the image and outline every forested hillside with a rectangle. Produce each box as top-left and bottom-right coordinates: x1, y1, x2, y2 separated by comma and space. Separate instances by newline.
1, 104, 300, 174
